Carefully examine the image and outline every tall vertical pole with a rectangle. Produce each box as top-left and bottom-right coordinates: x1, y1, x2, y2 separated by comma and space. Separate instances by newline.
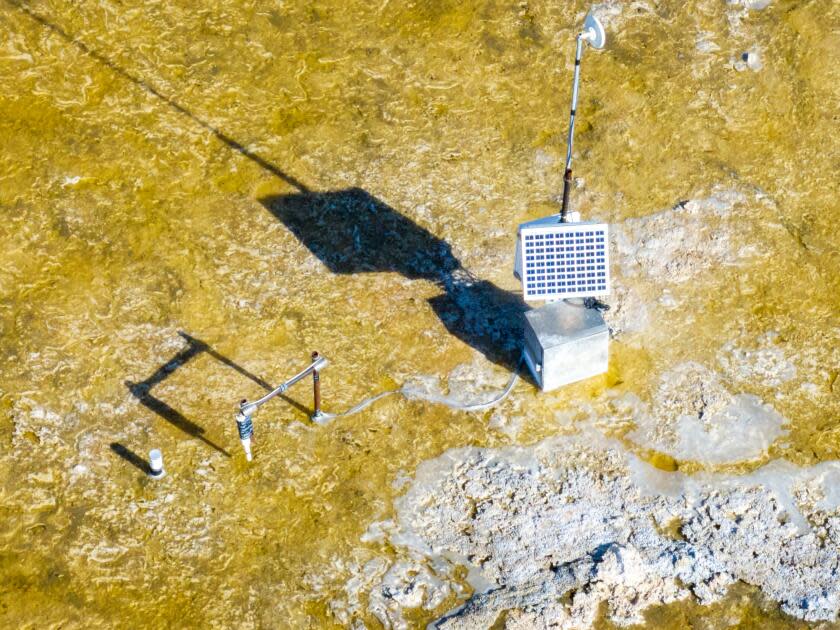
311, 351, 322, 421
561, 35, 585, 222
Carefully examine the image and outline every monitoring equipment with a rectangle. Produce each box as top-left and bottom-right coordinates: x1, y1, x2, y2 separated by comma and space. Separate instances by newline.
514, 10, 612, 391
524, 300, 609, 391
148, 449, 165, 478
235, 354, 328, 460
514, 218, 610, 302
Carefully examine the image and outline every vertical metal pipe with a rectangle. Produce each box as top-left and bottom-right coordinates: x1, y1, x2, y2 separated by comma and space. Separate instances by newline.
561, 35, 585, 221
566, 36, 584, 171
561, 168, 573, 219
236, 399, 254, 461
311, 351, 322, 420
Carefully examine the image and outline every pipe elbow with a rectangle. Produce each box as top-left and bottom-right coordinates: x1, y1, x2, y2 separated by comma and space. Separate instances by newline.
238, 402, 258, 419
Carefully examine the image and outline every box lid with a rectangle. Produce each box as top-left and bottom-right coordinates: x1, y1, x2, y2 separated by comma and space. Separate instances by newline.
517, 216, 603, 231
524, 300, 607, 347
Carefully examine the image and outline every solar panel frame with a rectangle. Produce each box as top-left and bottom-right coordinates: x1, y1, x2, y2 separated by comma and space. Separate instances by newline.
518, 222, 610, 302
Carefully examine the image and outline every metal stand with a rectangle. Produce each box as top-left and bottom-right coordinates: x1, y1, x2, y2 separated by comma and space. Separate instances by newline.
561, 34, 585, 221
235, 353, 329, 460
311, 351, 325, 422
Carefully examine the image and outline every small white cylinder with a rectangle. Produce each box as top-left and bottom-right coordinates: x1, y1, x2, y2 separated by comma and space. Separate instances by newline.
241, 438, 253, 462
149, 449, 165, 478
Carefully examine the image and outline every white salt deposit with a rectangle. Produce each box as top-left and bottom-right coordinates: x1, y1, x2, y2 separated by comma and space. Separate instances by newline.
336, 431, 840, 628
669, 394, 786, 463
744, 48, 763, 70
401, 355, 514, 411
626, 362, 788, 464
695, 32, 721, 54
717, 331, 797, 389
604, 188, 767, 337
487, 407, 526, 440
61, 175, 82, 187
612, 189, 752, 285
733, 48, 764, 72
728, 0, 772, 9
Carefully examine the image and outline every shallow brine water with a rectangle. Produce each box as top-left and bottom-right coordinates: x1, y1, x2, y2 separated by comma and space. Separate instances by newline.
0, 0, 838, 627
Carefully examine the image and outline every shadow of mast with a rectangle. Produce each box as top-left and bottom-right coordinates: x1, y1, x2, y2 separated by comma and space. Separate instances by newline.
17, 2, 528, 375
9, 1, 308, 193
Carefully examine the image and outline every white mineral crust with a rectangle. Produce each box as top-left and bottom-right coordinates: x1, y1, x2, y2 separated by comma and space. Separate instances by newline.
626, 362, 788, 464
340, 433, 840, 628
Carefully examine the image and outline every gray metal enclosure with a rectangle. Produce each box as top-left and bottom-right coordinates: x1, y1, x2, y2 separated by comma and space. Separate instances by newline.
523, 300, 609, 391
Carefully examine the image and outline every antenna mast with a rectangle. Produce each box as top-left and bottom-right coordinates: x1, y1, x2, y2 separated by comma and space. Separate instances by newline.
560, 11, 606, 222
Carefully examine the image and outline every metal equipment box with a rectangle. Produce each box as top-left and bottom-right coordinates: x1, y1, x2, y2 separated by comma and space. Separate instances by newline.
523, 300, 609, 391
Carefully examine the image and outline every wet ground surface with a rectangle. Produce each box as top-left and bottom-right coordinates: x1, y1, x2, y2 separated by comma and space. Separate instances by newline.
0, 0, 838, 627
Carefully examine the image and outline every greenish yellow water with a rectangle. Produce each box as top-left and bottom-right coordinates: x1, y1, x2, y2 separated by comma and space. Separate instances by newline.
0, 0, 838, 627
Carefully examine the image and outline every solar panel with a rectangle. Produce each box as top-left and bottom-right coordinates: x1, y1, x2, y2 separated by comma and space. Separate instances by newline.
516, 219, 610, 302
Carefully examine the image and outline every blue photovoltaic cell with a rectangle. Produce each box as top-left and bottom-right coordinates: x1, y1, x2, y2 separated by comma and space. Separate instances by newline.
519, 223, 610, 301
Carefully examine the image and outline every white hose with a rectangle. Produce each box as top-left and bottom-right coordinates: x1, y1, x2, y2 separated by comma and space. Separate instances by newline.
316, 389, 401, 421
318, 354, 523, 420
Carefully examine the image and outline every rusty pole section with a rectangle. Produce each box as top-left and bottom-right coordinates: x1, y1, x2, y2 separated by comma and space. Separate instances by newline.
311, 351, 323, 421
561, 168, 573, 220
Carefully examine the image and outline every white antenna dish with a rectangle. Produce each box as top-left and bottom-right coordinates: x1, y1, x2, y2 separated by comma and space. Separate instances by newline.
582, 13, 606, 50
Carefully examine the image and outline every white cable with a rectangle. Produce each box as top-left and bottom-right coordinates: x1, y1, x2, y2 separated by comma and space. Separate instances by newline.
317, 389, 401, 421
401, 361, 521, 411
319, 354, 523, 419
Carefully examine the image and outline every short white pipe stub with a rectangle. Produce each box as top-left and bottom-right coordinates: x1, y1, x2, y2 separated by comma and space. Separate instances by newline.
241, 438, 253, 462
149, 448, 165, 478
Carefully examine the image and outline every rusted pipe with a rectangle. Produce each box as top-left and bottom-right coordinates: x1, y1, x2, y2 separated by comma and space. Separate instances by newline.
560, 167, 573, 221
311, 351, 324, 422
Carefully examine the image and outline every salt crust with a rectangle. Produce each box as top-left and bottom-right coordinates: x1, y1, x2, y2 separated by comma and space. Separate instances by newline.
401, 354, 513, 409
611, 189, 753, 286
336, 431, 840, 628
717, 331, 797, 389
626, 362, 788, 464
605, 188, 763, 337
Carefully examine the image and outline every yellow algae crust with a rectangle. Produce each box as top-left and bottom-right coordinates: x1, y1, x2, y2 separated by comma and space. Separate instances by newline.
0, 0, 838, 627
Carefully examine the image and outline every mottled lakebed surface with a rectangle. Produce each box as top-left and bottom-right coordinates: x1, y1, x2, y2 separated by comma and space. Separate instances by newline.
1, 0, 838, 628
